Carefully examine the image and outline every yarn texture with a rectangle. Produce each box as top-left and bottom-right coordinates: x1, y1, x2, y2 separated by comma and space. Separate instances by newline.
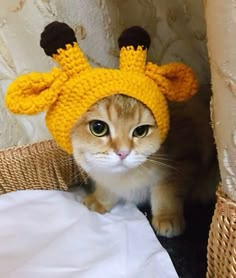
5, 22, 199, 154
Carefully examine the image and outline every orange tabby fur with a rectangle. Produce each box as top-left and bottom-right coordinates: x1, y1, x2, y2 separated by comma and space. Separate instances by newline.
71, 89, 218, 238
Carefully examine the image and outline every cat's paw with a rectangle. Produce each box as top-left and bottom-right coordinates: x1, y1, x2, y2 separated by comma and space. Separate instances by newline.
82, 194, 108, 214
152, 213, 186, 238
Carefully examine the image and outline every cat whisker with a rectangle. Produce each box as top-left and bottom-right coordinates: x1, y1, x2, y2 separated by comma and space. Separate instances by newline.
50, 155, 74, 162
146, 157, 173, 164
148, 153, 170, 157
35, 154, 89, 186
148, 154, 175, 161
149, 157, 175, 162
145, 158, 177, 170
66, 169, 89, 187
135, 163, 150, 176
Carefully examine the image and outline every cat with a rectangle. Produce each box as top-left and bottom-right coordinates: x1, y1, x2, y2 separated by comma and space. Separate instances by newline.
70, 85, 219, 238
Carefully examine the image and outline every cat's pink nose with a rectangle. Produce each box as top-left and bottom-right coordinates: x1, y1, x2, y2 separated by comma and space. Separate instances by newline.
115, 150, 130, 160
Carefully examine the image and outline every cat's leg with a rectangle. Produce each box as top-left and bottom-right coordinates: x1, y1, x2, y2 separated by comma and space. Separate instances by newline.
83, 185, 117, 214
151, 183, 186, 237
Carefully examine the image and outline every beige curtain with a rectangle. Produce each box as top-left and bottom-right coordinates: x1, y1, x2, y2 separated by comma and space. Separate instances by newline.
205, 0, 236, 201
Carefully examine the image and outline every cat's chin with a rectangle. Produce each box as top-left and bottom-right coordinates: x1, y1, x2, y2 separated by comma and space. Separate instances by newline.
86, 164, 133, 175
107, 164, 131, 173
79, 160, 138, 175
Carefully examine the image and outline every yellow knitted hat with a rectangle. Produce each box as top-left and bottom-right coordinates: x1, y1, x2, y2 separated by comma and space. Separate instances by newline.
5, 22, 198, 154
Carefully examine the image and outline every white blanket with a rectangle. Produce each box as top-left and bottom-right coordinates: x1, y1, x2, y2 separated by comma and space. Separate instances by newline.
0, 190, 178, 278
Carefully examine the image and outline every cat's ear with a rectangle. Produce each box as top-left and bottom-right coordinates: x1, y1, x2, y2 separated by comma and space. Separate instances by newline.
5, 68, 61, 115
145, 62, 199, 101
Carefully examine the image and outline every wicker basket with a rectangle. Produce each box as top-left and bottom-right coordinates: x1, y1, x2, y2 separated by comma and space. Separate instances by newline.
0, 140, 85, 195
207, 186, 236, 277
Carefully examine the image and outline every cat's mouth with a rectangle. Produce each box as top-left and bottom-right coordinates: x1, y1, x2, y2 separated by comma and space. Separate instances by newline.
80, 151, 146, 174
98, 158, 144, 174
90, 160, 130, 173
89, 159, 137, 174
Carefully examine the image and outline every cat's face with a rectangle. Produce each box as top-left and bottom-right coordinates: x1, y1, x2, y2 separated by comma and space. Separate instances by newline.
71, 95, 161, 174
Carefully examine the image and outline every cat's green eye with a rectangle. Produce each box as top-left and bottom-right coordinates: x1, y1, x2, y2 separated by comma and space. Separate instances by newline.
89, 120, 109, 137
133, 125, 149, 138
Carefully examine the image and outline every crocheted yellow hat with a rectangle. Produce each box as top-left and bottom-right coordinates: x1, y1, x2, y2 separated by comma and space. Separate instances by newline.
5, 21, 198, 154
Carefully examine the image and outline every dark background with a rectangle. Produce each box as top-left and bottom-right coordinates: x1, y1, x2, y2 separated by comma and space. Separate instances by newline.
139, 201, 215, 278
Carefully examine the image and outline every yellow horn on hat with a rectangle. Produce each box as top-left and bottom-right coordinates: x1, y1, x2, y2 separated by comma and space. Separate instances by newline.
40, 21, 90, 77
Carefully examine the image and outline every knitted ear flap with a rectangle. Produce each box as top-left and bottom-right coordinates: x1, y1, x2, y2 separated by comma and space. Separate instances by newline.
5, 68, 61, 115
145, 62, 199, 101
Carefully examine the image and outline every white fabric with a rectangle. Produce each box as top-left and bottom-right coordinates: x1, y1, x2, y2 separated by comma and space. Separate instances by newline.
0, 190, 178, 278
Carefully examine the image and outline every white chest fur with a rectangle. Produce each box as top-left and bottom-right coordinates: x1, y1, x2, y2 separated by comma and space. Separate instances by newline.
90, 166, 163, 204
